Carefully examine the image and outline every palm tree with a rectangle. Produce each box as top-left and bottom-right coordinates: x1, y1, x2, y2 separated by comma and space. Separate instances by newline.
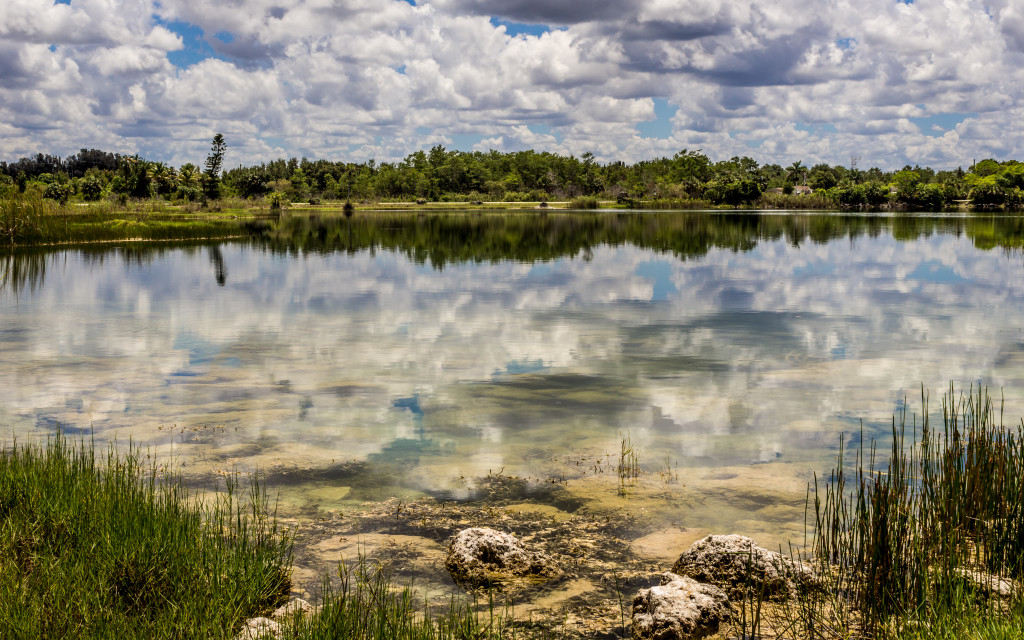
786, 161, 807, 185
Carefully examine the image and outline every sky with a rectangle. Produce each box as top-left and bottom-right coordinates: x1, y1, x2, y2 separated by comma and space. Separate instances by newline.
2, 0, 1023, 170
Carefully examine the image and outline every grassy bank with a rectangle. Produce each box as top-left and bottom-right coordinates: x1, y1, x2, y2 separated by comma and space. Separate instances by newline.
0, 435, 505, 639
0, 193, 251, 247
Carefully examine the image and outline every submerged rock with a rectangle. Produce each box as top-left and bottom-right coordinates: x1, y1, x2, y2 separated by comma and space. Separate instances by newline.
445, 527, 561, 588
631, 572, 730, 640
670, 534, 817, 601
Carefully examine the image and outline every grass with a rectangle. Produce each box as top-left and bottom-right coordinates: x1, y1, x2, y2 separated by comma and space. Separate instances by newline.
0, 434, 293, 639
0, 192, 252, 247
757, 384, 1024, 640
0, 434, 508, 640
286, 558, 507, 640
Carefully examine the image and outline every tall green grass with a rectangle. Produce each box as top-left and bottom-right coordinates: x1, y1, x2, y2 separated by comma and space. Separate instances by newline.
0, 192, 68, 246
0, 434, 292, 639
287, 559, 507, 640
790, 385, 1024, 639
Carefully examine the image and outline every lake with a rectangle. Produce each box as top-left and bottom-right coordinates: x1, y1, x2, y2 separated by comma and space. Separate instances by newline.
2, 210, 1024, 548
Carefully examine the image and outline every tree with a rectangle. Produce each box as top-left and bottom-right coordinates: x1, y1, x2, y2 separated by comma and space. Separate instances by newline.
204, 133, 226, 200
786, 161, 807, 185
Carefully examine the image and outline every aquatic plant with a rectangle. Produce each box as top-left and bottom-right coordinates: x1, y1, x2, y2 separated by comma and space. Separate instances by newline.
617, 431, 641, 496
779, 385, 1024, 639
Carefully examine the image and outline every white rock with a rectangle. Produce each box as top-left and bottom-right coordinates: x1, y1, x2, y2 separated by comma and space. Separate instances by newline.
631, 572, 731, 640
445, 527, 560, 588
671, 534, 817, 601
234, 617, 281, 640
272, 597, 316, 619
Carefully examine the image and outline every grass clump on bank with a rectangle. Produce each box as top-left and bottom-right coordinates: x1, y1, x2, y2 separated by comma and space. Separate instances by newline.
1, 192, 250, 247
288, 559, 508, 640
0, 434, 292, 639
0, 435, 509, 640
781, 385, 1024, 639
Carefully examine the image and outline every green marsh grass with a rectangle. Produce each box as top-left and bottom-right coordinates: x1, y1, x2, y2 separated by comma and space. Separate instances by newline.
778, 385, 1024, 639
286, 557, 508, 640
0, 434, 292, 639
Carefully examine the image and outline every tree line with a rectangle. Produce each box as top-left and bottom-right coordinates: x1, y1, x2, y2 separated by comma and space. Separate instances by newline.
3, 137, 1024, 209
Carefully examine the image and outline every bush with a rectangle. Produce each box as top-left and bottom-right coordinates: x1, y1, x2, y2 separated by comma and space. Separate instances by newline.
569, 196, 599, 209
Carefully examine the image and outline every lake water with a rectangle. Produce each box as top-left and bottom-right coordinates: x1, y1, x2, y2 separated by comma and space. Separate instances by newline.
3, 210, 1024, 547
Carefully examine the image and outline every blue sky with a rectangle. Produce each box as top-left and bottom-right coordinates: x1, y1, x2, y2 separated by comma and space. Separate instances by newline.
2, 0, 1023, 168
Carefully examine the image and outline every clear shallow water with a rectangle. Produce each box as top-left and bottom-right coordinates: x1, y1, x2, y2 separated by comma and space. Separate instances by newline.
3, 211, 1024, 542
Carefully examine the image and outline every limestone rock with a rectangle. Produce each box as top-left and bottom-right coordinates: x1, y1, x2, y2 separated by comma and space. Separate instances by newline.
234, 617, 281, 640
631, 572, 730, 640
670, 534, 817, 601
272, 597, 316, 619
952, 568, 1018, 599
445, 527, 560, 588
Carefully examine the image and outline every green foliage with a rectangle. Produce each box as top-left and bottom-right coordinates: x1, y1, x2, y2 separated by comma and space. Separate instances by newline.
78, 174, 104, 201
970, 180, 1006, 206
972, 158, 1002, 177
569, 195, 599, 209
110, 157, 152, 199
42, 180, 74, 205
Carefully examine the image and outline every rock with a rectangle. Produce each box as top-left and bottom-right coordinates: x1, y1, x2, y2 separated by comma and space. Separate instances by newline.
670, 534, 816, 601
445, 527, 560, 588
234, 598, 317, 640
234, 617, 281, 640
272, 597, 316, 619
952, 568, 1017, 599
631, 572, 730, 640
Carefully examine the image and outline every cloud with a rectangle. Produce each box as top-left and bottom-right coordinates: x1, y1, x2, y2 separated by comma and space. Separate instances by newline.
0, 0, 1022, 169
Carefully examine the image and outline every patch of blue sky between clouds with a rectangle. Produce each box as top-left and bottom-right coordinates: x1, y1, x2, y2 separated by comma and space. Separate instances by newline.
527, 123, 564, 144
155, 17, 230, 69
795, 122, 839, 134
836, 37, 856, 50
490, 17, 557, 38
908, 112, 976, 138
449, 134, 485, 150
636, 98, 677, 139
53, 0, 70, 4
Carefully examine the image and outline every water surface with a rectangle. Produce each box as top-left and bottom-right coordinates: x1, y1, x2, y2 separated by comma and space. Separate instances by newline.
3, 211, 1024, 544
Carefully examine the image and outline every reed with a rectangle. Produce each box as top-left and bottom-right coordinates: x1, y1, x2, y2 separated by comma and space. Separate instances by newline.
0, 192, 67, 246
568, 196, 599, 209
791, 385, 1024, 638
617, 432, 641, 496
